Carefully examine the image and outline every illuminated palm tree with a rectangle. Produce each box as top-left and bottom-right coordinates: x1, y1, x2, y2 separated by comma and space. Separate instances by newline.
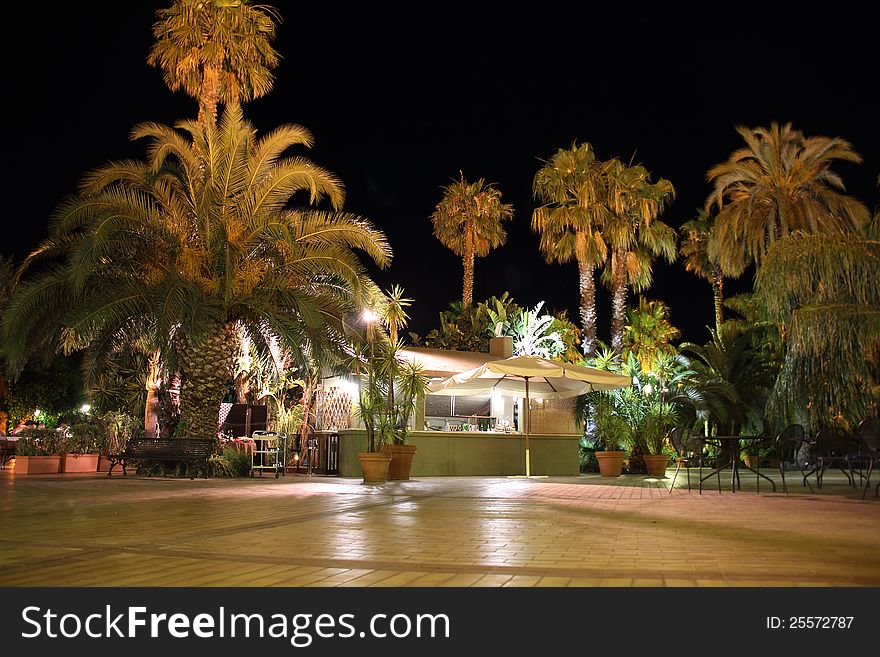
680, 208, 725, 331
623, 297, 681, 373
706, 122, 870, 276
148, 0, 281, 126
757, 232, 880, 430
532, 142, 609, 357
381, 284, 412, 346
602, 159, 676, 354
431, 174, 513, 309
2, 107, 390, 441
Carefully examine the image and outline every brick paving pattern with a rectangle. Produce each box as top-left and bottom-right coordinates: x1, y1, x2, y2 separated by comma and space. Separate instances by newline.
1, 469, 878, 587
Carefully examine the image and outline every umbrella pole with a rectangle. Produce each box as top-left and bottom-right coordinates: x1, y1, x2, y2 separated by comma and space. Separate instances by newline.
524, 377, 530, 477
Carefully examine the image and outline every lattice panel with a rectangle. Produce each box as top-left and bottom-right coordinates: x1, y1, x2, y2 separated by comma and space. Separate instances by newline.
530, 397, 580, 434
218, 403, 233, 427
316, 387, 353, 431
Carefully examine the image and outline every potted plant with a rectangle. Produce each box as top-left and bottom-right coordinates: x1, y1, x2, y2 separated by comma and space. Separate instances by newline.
741, 439, 760, 469
354, 286, 426, 483
13, 428, 63, 474
383, 359, 429, 480
591, 392, 627, 477
63, 423, 102, 472
353, 321, 394, 483
640, 395, 674, 477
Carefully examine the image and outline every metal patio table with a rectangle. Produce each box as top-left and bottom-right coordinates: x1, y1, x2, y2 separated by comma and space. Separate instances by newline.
699, 435, 776, 493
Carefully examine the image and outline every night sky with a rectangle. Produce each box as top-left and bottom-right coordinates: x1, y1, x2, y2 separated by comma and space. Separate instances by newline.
5, 2, 878, 346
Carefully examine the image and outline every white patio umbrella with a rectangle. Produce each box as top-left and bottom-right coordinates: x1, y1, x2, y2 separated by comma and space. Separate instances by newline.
428, 355, 631, 476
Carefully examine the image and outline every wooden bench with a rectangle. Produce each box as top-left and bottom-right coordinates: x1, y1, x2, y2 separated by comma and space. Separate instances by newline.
107, 437, 216, 479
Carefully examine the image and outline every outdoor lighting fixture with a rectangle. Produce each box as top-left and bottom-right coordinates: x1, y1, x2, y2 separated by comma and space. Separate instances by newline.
80, 404, 92, 414
361, 308, 379, 324
338, 377, 359, 398
33, 408, 41, 419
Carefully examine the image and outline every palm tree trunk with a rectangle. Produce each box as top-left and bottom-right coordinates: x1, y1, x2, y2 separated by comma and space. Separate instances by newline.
610, 248, 628, 355
462, 235, 475, 309
144, 350, 162, 439
577, 255, 598, 357
177, 323, 237, 440
199, 64, 221, 128
712, 268, 724, 332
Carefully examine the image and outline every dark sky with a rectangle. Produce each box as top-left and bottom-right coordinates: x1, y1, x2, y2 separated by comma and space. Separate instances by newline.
4, 2, 878, 346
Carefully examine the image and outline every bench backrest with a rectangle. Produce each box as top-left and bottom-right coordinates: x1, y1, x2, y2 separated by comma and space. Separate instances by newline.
124, 438, 216, 460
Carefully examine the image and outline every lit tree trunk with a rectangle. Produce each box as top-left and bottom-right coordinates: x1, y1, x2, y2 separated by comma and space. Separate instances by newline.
610, 247, 628, 355
158, 372, 181, 439
177, 323, 237, 440
462, 232, 475, 308
712, 268, 724, 332
577, 254, 598, 358
198, 64, 221, 128
144, 350, 162, 439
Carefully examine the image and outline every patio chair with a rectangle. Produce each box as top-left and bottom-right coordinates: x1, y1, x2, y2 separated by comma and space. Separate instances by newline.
814, 427, 855, 490
669, 427, 718, 493
775, 424, 814, 494
855, 419, 879, 499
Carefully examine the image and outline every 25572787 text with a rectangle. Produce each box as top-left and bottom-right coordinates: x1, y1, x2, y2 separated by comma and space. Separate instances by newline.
766, 617, 854, 629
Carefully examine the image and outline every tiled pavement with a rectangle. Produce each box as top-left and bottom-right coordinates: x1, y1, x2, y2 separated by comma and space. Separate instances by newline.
1, 468, 878, 587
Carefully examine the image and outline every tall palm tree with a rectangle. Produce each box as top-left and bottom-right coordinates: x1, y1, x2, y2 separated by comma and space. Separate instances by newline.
148, 0, 281, 127
706, 122, 870, 276
0, 255, 13, 434
431, 173, 513, 309
532, 142, 609, 357
602, 159, 676, 355
2, 107, 391, 441
680, 208, 725, 331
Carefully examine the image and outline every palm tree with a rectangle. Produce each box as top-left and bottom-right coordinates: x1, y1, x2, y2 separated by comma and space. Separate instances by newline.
706, 122, 870, 277
602, 159, 676, 355
756, 232, 880, 431
623, 297, 681, 373
680, 208, 725, 331
680, 323, 776, 436
2, 107, 391, 441
148, 0, 281, 127
380, 284, 412, 346
532, 142, 609, 356
431, 173, 513, 309
0, 255, 14, 433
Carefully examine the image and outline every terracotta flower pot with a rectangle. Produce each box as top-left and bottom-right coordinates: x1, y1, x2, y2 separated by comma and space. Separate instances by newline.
595, 450, 625, 477
644, 454, 669, 477
357, 451, 392, 483
384, 444, 417, 480
742, 455, 760, 469
14, 455, 62, 474
63, 453, 100, 473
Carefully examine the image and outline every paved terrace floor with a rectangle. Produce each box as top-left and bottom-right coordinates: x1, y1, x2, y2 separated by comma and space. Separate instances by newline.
1, 468, 878, 587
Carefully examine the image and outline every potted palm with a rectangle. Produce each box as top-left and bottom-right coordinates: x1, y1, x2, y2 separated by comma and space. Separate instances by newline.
355, 286, 428, 483
354, 312, 394, 483
13, 428, 63, 474
591, 392, 628, 477
383, 359, 429, 480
